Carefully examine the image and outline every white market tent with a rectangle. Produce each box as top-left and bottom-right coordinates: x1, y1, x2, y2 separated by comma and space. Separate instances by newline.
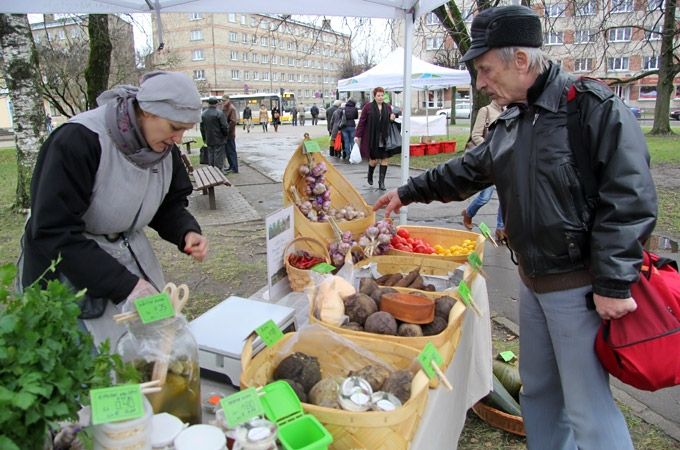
0, 0, 453, 223
338, 46, 470, 92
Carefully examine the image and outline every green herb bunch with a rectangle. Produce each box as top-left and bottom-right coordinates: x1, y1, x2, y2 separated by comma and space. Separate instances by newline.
0, 262, 138, 450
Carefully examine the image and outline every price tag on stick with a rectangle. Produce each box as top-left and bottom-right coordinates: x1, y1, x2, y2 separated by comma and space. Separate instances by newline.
220, 388, 264, 428
478, 222, 498, 247
457, 280, 482, 317
303, 140, 321, 153
255, 319, 284, 347
134, 292, 175, 324
90, 384, 145, 425
499, 351, 517, 363
467, 252, 488, 278
417, 342, 452, 390
311, 262, 335, 274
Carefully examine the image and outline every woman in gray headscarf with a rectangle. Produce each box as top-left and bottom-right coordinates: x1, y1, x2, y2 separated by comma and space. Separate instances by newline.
18, 71, 208, 348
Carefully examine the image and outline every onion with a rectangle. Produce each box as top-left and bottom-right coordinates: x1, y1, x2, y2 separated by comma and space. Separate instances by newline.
305, 176, 316, 185
322, 190, 331, 201
322, 200, 331, 211
338, 242, 351, 253
358, 236, 370, 247
365, 226, 379, 239
312, 183, 327, 195
378, 233, 392, 244
299, 164, 311, 176
307, 210, 318, 221
342, 231, 353, 242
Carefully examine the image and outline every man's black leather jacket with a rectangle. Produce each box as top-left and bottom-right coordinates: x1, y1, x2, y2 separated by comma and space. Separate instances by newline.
398, 64, 657, 298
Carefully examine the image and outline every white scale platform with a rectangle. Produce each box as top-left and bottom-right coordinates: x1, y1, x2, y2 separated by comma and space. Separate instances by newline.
189, 296, 296, 386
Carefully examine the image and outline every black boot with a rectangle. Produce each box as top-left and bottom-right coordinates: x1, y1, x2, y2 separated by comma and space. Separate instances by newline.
367, 164, 376, 185
378, 165, 387, 190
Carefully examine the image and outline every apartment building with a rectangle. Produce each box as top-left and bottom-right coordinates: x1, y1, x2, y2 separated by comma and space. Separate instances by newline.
400, 1, 679, 113
151, 13, 350, 103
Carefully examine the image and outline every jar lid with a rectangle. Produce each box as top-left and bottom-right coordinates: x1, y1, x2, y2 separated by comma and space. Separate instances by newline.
234, 418, 277, 445
370, 391, 402, 412
174, 424, 226, 450
151, 413, 185, 447
337, 376, 373, 412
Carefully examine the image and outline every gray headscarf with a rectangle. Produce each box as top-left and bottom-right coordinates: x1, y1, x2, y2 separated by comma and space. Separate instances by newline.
96, 71, 201, 169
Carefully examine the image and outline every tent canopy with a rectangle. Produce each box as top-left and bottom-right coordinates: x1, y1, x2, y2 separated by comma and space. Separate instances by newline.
0, 0, 444, 18
338, 47, 470, 92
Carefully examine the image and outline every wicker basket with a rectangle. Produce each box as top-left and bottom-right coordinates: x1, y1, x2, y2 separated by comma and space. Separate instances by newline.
357, 254, 461, 277
283, 142, 375, 243
389, 225, 486, 263
472, 401, 526, 436
310, 288, 466, 379
240, 332, 431, 450
283, 236, 331, 292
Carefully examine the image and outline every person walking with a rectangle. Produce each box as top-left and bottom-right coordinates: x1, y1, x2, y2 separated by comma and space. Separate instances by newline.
326, 99, 341, 157
341, 98, 359, 161
200, 96, 229, 172
310, 103, 319, 125
297, 103, 306, 126
373, 6, 656, 450
355, 87, 396, 190
18, 71, 208, 348
221, 94, 238, 174
242, 104, 252, 133
271, 104, 281, 132
291, 105, 298, 126
329, 102, 346, 160
259, 103, 269, 132
460, 99, 505, 241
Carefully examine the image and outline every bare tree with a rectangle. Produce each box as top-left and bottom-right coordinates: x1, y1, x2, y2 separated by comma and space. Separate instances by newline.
0, 14, 49, 210
85, 14, 112, 108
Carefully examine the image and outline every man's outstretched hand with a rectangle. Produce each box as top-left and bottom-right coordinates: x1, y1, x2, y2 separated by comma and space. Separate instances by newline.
373, 190, 403, 218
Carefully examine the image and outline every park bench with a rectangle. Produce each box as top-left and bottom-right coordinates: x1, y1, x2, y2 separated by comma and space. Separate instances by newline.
181, 151, 231, 210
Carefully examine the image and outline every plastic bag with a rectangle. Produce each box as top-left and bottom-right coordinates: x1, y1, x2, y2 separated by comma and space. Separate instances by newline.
349, 142, 362, 164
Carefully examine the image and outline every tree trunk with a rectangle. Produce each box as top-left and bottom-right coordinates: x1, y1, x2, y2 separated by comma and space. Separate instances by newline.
649, 0, 677, 136
0, 14, 49, 210
85, 14, 112, 110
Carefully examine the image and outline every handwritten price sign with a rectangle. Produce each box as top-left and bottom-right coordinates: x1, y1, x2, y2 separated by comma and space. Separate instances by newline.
90, 384, 144, 425
255, 320, 284, 347
220, 388, 264, 428
135, 292, 175, 324
417, 342, 444, 380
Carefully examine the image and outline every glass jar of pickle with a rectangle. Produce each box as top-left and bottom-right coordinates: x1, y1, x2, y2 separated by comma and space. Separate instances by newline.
116, 316, 202, 425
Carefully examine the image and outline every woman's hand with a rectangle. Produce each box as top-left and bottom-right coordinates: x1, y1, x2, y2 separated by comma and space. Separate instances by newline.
184, 231, 208, 261
390, 113, 396, 121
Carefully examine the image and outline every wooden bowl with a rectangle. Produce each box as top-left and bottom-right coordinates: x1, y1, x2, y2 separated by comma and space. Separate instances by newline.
380, 292, 435, 324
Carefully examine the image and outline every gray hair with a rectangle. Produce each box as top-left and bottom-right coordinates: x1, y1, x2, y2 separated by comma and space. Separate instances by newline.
496, 47, 550, 75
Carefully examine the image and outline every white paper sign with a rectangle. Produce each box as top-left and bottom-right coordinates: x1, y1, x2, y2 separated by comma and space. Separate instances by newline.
266, 206, 295, 301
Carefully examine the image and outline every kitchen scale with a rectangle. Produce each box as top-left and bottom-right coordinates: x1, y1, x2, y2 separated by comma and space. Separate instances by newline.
189, 296, 296, 386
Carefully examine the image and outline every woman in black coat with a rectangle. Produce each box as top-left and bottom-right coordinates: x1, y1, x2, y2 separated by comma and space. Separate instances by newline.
354, 87, 395, 190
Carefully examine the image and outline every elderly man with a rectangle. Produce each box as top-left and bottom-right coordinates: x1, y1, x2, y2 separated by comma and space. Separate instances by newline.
200, 97, 229, 172
374, 6, 656, 449
221, 94, 239, 174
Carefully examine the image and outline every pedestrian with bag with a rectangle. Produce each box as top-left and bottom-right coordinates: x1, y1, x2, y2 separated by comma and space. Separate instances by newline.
460, 99, 505, 241
326, 100, 341, 157
221, 94, 239, 174
373, 7, 656, 449
259, 103, 269, 132
291, 105, 298, 126
200, 96, 229, 172
242, 104, 252, 133
341, 99, 359, 161
271, 104, 281, 132
355, 87, 396, 190
18, 71, 209, 348
330, 102, 346, 160
310, 103, 320, 125
297, 103, 306, 126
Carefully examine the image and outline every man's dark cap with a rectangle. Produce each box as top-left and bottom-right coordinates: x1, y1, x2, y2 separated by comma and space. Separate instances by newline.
207, 96, 218, 105
461, 6, 542, 63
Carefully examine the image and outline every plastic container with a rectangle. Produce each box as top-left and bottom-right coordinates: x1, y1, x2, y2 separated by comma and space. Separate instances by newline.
259, 380, 333, 450
174, 424, 227, 450
117, 316, 202, 425
440, 141, 457, 153
93, 397, 153, 450
409, 144, 426, 157
232, 418, 278, 450
151, 412, 185, 449
425, 142, 440, 155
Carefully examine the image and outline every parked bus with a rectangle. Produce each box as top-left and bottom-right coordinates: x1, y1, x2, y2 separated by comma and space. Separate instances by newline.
202, 92, 297, 124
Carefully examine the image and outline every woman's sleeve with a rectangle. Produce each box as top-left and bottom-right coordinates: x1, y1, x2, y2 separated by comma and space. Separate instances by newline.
355, 104, 369, 138
149, 146, 202, 251
470, 106, 488, 146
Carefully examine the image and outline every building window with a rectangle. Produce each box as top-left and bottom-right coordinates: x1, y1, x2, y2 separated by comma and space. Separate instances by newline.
192, 49, 204, 61
271, 38, 276, 48
643, 55, 660, 69
608, 27, 632, 42
273, 73, 279, 81
57, 30, 66, 40
70, 28, 81, 38
262, 55, 269, 64
193, 69, 205, 80
287, 41, 293, 50
261, 36, 268, 46
639, 85, 657, 99
289, 73, 295, 82
263, 72, 270, 81
574, 0, 596, 16
228, 13, 236, 22
250, 17, 257, 27
574, 58, 593, 72
574, 29, 596, 44
242, 52, 248, 62
242, 33, 248, 44
244, 71, 250, 80
189, 12, 202, 20
426, 12, 439, 25
240, 15, 246, 25
231, 69, 240, 80
190, 30, 203, 41
544, 3, 566, 17
253, 72, 259, 80
252, 53, 259, 63
230, 50, 239, 60
607, 56, 629, 71
426, 36, 443, 50
288, 57, 294, 66
543, 32, 564, 45
229, 31, 238, 42
611, 0, 634, 13
648, 0, 664, 10
251, 34, 257, 44
645, 24, 663, 41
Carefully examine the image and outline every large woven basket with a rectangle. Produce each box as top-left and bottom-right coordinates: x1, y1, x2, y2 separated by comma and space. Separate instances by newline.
283, 142, 375, 243
240, 332, 430, 450
310, 288, 466, 388
356, 254, 461, 278
389, 225, 486, 263
283, 236, 331, 292
472, 401, 526, 436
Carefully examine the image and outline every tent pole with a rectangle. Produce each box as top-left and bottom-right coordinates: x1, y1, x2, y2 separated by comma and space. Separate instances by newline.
399, 10, 414, 225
